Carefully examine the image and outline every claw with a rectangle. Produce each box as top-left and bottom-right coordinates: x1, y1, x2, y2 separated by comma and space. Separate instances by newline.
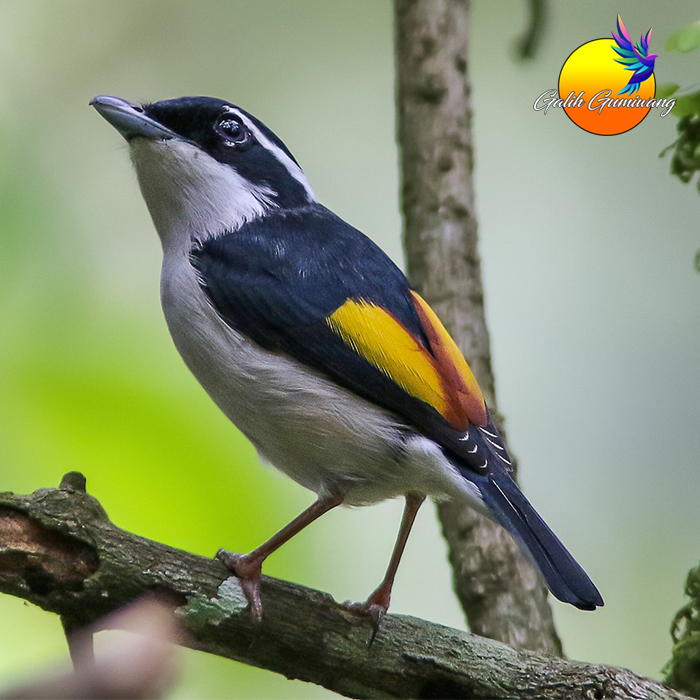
343, 597, 389, 644
216, 549, 264, 623
238, 576, 263, 624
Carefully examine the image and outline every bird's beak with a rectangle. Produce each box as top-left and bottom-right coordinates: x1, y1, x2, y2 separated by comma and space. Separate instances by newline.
90, 95, 177, 141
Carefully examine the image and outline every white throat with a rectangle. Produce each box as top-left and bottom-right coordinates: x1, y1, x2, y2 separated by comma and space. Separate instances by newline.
130, 138, 275, 253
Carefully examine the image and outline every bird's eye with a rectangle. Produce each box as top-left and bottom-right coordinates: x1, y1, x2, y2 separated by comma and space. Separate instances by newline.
215, 117, 248, 144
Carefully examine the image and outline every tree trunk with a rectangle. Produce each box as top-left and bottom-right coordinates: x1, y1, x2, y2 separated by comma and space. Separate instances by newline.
394, 0, 562, 655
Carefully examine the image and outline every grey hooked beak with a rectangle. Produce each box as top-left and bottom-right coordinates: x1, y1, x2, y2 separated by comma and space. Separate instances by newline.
90, 95, 177, 141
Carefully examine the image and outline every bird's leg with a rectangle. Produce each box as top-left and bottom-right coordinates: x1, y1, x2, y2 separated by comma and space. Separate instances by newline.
345, 493, 425, 639
216, 492, 343, 622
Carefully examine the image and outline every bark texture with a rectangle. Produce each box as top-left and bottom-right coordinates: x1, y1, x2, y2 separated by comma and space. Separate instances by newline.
0, 476, 689, 700
394, 0, 563, 655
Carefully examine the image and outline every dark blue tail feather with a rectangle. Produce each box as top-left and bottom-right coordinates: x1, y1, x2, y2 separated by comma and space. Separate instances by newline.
477, 470, 604, 610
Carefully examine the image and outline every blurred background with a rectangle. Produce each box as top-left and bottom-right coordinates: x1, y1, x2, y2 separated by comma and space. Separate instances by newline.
1, 0, 698, 697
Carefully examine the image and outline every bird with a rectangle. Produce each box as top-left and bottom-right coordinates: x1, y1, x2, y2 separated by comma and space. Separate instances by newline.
91, 94, 604, 630
612, 15, 657, 97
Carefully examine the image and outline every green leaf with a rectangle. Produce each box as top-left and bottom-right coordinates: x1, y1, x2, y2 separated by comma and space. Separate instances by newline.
671, 91, 700, 118
665, 20, 700, 53
657, 83, 680, 99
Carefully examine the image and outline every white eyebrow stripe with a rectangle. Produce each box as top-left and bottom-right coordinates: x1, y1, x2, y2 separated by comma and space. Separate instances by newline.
228, 108, 316, 202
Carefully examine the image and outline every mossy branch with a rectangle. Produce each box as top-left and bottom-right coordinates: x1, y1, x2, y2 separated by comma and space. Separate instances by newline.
0, 474, 690, 700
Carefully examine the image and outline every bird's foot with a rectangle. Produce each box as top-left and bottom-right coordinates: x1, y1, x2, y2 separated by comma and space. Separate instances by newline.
343, 587, 391, 644
216, 549, 264, 623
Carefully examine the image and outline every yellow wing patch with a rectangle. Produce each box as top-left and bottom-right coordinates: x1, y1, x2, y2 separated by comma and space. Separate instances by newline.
326, 299, 450, 418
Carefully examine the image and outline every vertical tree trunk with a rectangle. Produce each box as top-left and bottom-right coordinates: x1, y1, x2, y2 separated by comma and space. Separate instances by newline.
394, 0, 562, 655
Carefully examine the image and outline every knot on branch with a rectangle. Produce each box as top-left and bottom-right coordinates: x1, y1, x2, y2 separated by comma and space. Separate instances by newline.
60, 472, 88, 492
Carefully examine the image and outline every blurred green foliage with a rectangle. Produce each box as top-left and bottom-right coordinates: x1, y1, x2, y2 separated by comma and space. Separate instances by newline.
657, 83, 681, 99
665, 563, 700, 697
662, 114, 700, 188
657, 19, 700, 118
665, 20, 700, 53
658, 18, 700, 271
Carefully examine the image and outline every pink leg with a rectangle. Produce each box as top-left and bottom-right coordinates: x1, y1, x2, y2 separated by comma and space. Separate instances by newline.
346, 493, 425, 638
217, 492, 343, 622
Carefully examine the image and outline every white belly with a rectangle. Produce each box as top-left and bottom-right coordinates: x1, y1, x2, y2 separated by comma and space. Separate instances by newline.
159, 248, 475, 507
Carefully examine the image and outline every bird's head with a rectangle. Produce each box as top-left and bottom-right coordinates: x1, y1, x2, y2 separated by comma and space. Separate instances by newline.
91, 95, 314, 246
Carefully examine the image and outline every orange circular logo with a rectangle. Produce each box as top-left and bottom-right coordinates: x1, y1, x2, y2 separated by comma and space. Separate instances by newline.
559, 38, 655, 135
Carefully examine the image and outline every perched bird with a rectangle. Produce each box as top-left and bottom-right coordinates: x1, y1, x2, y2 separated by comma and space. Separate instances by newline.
91, 94, 603, 628
612, 15, 657, 97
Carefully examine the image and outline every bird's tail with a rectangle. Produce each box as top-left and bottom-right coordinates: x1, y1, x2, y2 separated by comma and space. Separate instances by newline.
477, 470, 604, 610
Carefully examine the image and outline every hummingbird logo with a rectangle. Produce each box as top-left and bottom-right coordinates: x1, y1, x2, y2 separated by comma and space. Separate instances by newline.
612, 15, 657, 97
533, 15, 674, 135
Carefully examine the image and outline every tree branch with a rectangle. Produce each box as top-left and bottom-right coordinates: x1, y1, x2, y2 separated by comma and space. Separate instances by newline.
514, 0, 548, 60
394, 0, 562, 654
0, 475, 689, 700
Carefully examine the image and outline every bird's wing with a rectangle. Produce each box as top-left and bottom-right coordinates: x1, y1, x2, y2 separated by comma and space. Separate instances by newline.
612, 15, 653, 71
190, 204, 511, 474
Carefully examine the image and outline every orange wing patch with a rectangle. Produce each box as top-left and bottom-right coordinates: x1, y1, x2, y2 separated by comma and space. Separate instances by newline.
326, 297, 487, 429
411, 292, 487, 427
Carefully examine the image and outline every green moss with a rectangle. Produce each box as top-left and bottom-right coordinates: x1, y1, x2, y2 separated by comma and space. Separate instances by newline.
179, 577, 248, 632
